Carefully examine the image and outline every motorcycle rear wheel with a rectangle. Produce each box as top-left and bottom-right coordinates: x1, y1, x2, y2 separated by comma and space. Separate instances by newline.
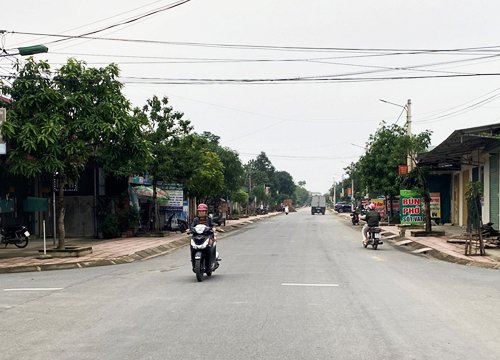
14, 235, 29, 248
372, 240, 378, 250
194, 259, 203, 282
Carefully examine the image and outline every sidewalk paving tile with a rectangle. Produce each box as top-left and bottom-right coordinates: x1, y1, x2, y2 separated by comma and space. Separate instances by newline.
0, 213, 281, 273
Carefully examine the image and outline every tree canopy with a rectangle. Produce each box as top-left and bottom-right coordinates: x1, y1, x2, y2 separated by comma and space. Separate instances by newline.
0, 57, 314, 239
346, 122, 431, 199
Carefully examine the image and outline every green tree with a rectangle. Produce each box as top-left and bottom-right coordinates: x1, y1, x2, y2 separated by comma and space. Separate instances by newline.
135, 95, 192, 231
275, 171, 296, 198
346, 122, 431, 223
294, 181, 310, 206
2, 58, 146, 248
232, 189, 249, 214
198, 132, 244, 201
185, 150, 224, 200
246, 152, 277, 207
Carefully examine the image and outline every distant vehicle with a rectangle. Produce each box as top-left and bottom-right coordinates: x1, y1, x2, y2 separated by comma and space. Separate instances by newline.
334, 202, 352, 213
311, 195, 326, 215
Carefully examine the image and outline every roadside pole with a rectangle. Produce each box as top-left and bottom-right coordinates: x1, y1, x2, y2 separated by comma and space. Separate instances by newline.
406, 99, 413, 171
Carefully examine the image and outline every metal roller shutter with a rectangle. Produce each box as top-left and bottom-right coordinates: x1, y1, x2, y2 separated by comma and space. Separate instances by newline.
489, 155, 499, 225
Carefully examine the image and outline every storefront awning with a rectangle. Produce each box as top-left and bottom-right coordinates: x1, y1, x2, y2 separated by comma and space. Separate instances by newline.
418, 123, 500, 170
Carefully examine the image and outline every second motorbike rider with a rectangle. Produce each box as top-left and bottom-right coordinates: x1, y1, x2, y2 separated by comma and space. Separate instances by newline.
361, 203, 381, 246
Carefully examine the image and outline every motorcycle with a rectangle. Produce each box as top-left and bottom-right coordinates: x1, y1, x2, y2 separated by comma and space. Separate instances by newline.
350, 211, 360, 225
1, 225, 30, 248
481, 222, 499, 237
164, 213, 188, 233
363, 226, 383, 250
211, 213, 226, 227
190, 224, 220, 282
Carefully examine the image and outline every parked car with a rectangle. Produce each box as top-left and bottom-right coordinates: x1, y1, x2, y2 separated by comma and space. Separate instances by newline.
334, 202, 352, 213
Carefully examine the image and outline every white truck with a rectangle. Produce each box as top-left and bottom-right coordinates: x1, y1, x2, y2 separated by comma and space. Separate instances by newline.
311, 195, 326, 215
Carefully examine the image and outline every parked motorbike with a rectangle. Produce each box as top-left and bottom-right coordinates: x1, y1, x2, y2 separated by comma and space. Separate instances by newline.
481, 222, 499, 237
363, 226, 383, 250
1, 225, 30, 248
190, 224, 220, 282
211, 213, 226, 227
350, 211, 360, 225
164, 213, 188, 233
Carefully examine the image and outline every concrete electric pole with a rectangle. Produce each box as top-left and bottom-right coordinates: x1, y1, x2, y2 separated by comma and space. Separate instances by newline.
406, 99, 413, 171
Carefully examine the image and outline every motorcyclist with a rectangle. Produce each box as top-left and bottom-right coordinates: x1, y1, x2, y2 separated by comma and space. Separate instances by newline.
350, 208, 360, 225
191, 203, 214, 229
190, 203, 219, 270
361, 203, 381, 245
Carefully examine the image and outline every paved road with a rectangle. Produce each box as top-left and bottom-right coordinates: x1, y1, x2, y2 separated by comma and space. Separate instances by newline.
1, 210, 499, 359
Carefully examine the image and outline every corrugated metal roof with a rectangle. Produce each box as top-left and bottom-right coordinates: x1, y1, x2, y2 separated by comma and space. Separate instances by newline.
418, 123, 500, 169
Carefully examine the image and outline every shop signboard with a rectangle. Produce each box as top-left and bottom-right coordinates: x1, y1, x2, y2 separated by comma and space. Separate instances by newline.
129, 175, 152, 185
0, 199, 14, 213
400, 190, 424, 225
0, 108, 6, 154
372, 198, 385, 218
159, 183, 184, 211
430, 192, 441, 219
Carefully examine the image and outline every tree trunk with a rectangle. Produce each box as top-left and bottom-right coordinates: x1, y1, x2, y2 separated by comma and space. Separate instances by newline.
148, 179, 158, 232
57, 176, 66, 249
389, 194, 394, 223
424, 196, 432, 233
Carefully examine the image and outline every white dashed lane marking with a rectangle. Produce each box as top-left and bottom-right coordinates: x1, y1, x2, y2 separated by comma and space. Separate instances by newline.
3, 288, 63, 291
281, 283, 339, 287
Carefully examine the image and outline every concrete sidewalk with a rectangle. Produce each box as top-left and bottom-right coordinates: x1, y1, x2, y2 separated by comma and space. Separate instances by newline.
0, 212, 281, 274
335, 212, 500, 269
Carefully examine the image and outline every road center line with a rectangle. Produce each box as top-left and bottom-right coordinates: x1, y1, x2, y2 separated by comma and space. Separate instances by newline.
281, 283, 339, 287
3, 288, 63, 292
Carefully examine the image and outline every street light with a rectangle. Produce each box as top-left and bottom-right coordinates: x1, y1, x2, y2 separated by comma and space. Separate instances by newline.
379, 98, 414, 171
18, 44, 48, 56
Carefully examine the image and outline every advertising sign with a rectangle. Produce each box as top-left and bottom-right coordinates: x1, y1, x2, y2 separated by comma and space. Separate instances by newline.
159, 183, 184, 211
1, 108, 7, 154
372, 198, 385, 218
430, 192, 441, 219
400, 190, 424, 225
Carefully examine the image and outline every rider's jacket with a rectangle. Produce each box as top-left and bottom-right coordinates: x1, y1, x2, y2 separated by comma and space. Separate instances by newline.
365, 210, 381, 227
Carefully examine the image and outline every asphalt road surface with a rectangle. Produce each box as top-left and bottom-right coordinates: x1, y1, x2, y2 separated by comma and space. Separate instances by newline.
1, 209, 499, 360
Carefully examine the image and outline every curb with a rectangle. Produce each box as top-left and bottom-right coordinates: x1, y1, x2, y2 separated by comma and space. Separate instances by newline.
0, 213, 281, 274
334, 212, 500, 270
383, 234, 500, 269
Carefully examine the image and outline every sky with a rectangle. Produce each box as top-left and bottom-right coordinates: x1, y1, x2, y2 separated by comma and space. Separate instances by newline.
2, 0, 500, 193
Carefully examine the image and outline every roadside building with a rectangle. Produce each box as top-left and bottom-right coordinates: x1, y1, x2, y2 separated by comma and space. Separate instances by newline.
418, 123, 500, 227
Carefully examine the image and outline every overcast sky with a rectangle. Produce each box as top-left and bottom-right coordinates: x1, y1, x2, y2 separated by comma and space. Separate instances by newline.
3, 0, 500, 193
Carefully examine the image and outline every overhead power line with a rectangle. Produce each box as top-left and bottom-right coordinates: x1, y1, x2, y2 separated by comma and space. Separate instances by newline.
9, 0, 170, 48
45, 0, 192, 46
8, 30, 500, 55
238, 152, 357, 160
415, 91, 500, 124
117, 72, 500, 85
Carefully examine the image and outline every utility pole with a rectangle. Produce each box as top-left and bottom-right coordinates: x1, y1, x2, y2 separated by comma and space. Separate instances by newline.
351, 178, 355, 211
248, 171, 252, 215
333, 178, 336, 204
406, 99, 413, 171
